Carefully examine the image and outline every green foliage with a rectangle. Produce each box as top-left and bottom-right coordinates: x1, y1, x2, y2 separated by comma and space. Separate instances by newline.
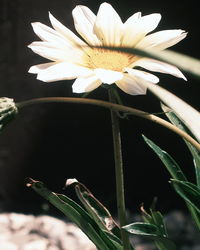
27, 178, 125, 250
142, 133, 200, 230
171, 179, 200, 213
142, 135, 187, 181
123, 207, 176, 250
161, 103, 200, 187
68, 179, 121, 239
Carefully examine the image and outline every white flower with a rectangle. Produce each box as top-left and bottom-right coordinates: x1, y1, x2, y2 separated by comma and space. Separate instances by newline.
28, 2, 187, 95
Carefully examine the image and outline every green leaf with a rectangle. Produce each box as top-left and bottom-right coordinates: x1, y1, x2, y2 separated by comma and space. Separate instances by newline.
122, 222, 176, 250
141, 205, 170, 245
142, 82, 200, 143
142, 135, 187, 181
65, 179, 122, 243
127, 201, 177, 249
150, 210, 167, 237
171, 179, 200, 214
77, 181, 120, 236
27, 178, 123, 250
161, 103, 200, 187
123, 222, 158, 236
143, 134, 200, 230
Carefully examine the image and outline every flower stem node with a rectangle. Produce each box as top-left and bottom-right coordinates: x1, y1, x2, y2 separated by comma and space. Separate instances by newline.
0, 97, 18, 132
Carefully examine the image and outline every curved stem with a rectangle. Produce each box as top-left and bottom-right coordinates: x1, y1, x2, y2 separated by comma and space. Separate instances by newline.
17, 97, 200, 152
108, 89, 131, 250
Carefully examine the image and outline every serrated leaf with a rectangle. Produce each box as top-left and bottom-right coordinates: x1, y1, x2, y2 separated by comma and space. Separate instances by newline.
142, 135, 187, 181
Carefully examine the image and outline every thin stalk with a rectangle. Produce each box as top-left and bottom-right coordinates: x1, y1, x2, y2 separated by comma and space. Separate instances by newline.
17, 97, 200, 152
108, 89, 131, 250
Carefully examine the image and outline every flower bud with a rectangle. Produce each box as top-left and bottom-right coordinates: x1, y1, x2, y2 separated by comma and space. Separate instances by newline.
0, 97, 18, 132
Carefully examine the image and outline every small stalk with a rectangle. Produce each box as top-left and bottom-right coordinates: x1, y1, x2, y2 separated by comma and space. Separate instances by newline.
108, 88, 131, 250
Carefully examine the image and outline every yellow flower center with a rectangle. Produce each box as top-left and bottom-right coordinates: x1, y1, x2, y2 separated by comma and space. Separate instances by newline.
84, 48, 137, 72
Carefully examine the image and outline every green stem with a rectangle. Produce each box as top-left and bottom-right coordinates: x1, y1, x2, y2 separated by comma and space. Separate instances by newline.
108, 89, 131, 250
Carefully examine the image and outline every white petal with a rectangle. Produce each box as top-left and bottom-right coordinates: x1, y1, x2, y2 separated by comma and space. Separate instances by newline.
28, 41, 84, 63
72, 75, 101, 93
122, 13, 161, 46
134, 58, 187, 80
125, 68, 159, 83
72, 5, 101, 45
36, 62, 93, 82
49, 12, 86, 47
31, 22, 68, 45
136, 29, 187, 50
94, 68, 123, 84
28, 42, 72, 61
28, 62, 56, 73
93, 2, 123, 46
124, 12, 142, 25
116, 74, 147, 95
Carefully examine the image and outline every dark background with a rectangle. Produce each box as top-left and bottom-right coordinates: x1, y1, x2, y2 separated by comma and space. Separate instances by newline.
0, 0, 200, 216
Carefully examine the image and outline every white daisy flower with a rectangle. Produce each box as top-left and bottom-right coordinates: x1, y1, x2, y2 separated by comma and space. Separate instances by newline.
28, 2, 187, 95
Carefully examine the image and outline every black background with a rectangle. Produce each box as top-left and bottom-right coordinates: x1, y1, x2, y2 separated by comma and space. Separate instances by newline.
0, 0, 200, 216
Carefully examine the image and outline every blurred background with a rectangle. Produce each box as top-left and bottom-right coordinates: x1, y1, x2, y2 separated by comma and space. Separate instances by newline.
0, 0, 200, 217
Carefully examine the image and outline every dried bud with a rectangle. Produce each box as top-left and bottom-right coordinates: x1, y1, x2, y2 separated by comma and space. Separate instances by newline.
0, 97, 18, 132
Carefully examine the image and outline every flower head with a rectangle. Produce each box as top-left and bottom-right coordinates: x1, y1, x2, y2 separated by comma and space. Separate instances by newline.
28, 2, 187, 95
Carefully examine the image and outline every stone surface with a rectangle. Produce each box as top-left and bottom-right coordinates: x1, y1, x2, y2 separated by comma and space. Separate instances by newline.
0, 213, 96, 250
1, 211, 200, 249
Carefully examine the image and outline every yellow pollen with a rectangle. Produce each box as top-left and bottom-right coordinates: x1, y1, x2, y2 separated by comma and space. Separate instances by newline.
84, 48, 137, 72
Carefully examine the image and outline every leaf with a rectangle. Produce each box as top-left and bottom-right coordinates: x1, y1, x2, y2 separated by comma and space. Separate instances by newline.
122, 222, 176, 250
162, 105, 200, 230
171, 179, 200, 214
142, 135, 187, 181
142, 82, 200, 143
161, 103, 200, 187
125, 201, 177, 249
141, 205, 170, 244
66, 178, 122, 240
143, 134, 200, 230
123, 222, 158, 236
171, 179, 200, 230
27, 178, 123, 250
150, 210, 167, 237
